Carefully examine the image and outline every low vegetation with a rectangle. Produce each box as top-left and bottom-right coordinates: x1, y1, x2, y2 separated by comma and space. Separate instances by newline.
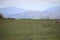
0, 19, 60, 40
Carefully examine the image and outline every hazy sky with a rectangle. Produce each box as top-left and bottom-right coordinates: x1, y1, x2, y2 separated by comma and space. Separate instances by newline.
0, 0, 60, 11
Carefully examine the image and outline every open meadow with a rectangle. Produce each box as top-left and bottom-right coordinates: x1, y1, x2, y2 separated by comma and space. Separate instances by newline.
0, 19, 60, 40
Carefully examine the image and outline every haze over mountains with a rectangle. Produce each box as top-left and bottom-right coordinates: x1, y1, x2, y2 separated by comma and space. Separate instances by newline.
0, 6, 60, 19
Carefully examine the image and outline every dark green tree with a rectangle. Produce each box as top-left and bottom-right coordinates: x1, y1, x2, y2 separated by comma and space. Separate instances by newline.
0, 13, 4, 19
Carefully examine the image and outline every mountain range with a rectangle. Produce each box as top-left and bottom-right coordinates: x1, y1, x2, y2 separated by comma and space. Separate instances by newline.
0, 6, 60, 19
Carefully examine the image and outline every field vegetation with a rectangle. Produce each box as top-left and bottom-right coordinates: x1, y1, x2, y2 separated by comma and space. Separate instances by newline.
0, 19, 60, 40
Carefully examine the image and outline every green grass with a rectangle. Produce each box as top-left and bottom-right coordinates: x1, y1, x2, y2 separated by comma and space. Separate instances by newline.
0, 19, 60, 40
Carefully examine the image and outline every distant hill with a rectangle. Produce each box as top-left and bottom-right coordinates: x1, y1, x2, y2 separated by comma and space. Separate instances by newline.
41, 6, 60, 19
10, 11, 41, 19
0, 7, 27, 18
0, 6, 60, 19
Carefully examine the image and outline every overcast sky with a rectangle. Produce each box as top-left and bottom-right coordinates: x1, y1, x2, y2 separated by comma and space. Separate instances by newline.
0, 0, 60, 11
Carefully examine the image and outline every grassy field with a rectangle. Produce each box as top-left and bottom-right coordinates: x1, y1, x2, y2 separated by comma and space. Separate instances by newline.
0, 19, 60, 40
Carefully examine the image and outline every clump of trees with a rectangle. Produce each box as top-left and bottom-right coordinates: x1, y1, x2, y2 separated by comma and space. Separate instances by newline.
0, 13, 16, 20
0, 14, 4, 19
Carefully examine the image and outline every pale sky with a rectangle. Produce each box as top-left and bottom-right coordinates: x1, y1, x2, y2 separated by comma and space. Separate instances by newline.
0, 0, 60, 11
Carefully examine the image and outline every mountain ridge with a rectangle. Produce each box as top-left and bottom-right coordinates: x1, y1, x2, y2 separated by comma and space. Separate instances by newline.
0, 6, 60, 19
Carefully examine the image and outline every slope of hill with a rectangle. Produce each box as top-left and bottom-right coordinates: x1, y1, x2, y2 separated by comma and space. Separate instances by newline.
0, 7, 27, 18
9, 11, 41, 19
0, 6, 60, 19
41, 6, 60, 19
